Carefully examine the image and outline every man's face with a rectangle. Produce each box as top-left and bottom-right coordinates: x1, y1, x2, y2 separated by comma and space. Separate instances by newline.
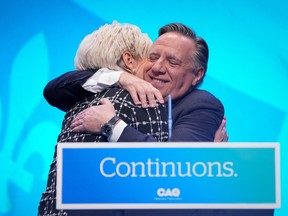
143, 32, 200, 102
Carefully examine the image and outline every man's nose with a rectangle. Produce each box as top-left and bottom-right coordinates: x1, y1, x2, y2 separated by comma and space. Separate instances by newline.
151, 60, 166, 74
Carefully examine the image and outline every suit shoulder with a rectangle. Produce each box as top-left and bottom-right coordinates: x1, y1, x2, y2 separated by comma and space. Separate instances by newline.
188, 89, 222, 102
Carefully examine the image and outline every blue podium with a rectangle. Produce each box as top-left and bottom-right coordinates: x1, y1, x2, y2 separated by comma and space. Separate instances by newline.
56, 142, 280, 210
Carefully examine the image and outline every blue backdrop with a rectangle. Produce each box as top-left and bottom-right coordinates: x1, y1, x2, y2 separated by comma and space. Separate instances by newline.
0, 0, 287, 215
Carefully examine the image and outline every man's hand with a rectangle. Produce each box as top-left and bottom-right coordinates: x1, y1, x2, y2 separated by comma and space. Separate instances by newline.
119, 72, 164, 108
70, 98, 116, 133
214, 118, 228, 142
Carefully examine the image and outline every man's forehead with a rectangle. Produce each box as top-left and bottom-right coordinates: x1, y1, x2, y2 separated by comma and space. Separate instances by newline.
153, 32, 195, 49
151, 32, 195, 56
154, 32, 180, 44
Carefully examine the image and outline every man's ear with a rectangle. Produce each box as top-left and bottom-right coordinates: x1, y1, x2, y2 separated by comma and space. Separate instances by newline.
192, 67, 204, 86
121, 51, 134, 71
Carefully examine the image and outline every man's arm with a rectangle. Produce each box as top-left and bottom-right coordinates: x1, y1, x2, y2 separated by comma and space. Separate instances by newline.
117, 90, 224, 142
43, 70, 96, 111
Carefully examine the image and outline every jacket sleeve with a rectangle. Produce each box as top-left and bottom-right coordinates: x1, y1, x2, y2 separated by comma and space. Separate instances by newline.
43, 70, 96, 111
171, 103, 223, 142
118, 126, 158, 142
170, 90, 224, 142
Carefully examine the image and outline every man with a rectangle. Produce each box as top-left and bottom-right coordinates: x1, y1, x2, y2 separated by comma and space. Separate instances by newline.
44, 23, 272, 215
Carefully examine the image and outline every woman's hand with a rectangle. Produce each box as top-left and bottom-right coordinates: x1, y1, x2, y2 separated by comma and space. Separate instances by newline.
214, 118, 229, 142
70, 98, 116, 133
119, 72, 164, 108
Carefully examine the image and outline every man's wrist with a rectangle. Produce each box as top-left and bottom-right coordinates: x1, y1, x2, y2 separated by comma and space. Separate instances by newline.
108, 120, 127, 142
100, 115, 121, 137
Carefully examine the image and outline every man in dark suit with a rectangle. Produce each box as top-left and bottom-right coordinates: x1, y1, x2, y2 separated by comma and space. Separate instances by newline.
43, 23, 273, 216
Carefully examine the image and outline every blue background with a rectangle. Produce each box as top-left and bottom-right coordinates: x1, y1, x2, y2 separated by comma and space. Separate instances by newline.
0, 0, 287, 215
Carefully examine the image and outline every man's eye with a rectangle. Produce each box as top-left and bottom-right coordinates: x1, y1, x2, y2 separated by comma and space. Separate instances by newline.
149, 56, 158, 61
169, 61, 179, 66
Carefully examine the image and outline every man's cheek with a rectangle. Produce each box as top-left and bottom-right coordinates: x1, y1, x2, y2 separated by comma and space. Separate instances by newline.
143, 65, 153, 81
144, 62, 153, 72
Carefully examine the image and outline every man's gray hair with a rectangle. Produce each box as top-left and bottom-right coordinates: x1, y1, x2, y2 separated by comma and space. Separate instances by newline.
74, 21, 152, 71
158, 23, 209, 88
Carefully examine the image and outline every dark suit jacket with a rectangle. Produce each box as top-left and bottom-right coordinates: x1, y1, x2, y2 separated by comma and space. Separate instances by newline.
42, 70, 274, 216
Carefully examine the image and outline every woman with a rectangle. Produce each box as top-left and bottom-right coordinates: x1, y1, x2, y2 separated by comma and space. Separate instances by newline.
38, 21, 170, 216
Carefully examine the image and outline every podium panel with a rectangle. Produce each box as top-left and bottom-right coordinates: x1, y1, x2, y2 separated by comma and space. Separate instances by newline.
56, 142, 280, 209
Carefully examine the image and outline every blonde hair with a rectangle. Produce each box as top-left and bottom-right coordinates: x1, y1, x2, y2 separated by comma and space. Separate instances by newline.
74, 21, 152, 71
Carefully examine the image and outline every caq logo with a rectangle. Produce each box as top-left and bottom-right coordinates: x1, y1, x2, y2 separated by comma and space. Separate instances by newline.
157, 188, 180, 197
